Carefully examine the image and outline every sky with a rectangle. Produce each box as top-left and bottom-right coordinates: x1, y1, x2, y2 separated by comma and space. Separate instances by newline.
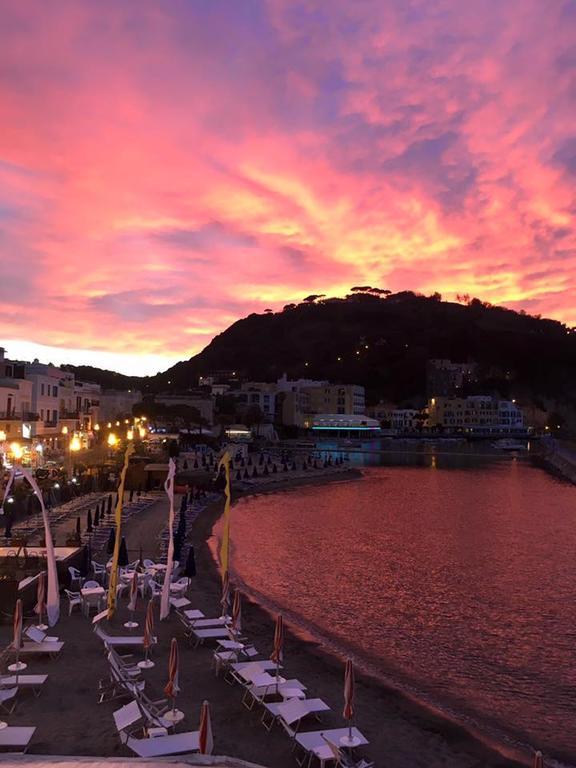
0, 0, 575, 376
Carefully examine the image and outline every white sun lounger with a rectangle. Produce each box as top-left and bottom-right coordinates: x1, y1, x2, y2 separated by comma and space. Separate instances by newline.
0, 675, 48, 696
95, 626, 150, 648
24, 627, 58, 644
0, 687, 18, 714
295, 727, 369, 765
0, 726, 36, 753
182, 609, 205, 621
242, 676, 306, 710
189, 627, 231, 647
124, 731, 200, 757
18, 641, 63, 658
188, 617, 229, 628
261, 697, 330, 734
113, 700, 143, 734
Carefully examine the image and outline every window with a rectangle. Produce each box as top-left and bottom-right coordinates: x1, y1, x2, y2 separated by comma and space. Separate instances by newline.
41, 383, 45, 396
53, 409, 58, 421
53, 386, 57, 397
41, 409, 44, 420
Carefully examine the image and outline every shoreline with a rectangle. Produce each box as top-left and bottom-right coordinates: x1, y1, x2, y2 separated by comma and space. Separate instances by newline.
195, 468, 527, 768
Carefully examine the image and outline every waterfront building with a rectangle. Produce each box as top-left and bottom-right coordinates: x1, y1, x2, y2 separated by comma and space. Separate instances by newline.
303, 383, 365, 416
366, 402, 422, 432
302, 413, 381, 437
227, 381, 277, 423
427, 395, 524, 434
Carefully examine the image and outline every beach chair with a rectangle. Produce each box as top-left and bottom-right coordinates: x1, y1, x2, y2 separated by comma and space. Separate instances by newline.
261, 697, 331, 734
295, 728, 369, 768
24, 626, 59, 644
64, 589, 82, 615
0, 726, 36, 753
123, 731, 200, 757
226, 659, 278, 686
242, 675, 306, 710
321, 734, 374, 768
94, 625, 149, 649
0, 686, 18, 714
68, 566, 82, 589
0, 675, 47, 697
18, 641, 64, 659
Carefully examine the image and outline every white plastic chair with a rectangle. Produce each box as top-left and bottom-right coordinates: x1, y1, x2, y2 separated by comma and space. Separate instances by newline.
64, 589, 82, 615
68, 566, 82, 589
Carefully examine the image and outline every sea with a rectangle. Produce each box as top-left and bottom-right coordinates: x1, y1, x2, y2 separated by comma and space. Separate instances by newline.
217, 445, 576, 765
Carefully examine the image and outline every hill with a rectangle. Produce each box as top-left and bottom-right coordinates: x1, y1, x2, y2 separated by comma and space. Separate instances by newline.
150, 291, 576, 407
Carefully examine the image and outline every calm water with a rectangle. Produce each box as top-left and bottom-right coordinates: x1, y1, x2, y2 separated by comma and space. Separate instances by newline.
223, 453, 576, 762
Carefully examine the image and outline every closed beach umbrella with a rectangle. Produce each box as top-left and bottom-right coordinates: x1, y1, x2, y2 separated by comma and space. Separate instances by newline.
179, 494, 187, 514
173, 532, 183, 562
220, 570, 230, 615
106, 527, 116, 555
107, 494, 112, 515
129, 488, 134, 502
143, 599, 155, 650
13, 598, 23, 650
164, 637, 180, 703
533, 752, 544, 768
75, 516, 81, 537
232, 589, 242, 636
4, 512, 13, 540
184, 546, 196, 580
199, 700, 214, 755
128, 569, 139, 612
270, 614, 284, 665
94, 506, 100, 527
137, 545, 144, 571
86, 509, 93, 533
118, 537, 129, 566
343, 658, 355, 739
35, 571, 47, 628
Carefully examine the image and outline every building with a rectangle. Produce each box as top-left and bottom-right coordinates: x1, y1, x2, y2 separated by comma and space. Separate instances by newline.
0, 377, 34, 440
304, 384, 365, 416
426, 359, 477, 397
366, 402, 423, 432
99, 389, 142, 422
426, 396, 524, 434
227, 382, 277, 423
302, 413, 381, 437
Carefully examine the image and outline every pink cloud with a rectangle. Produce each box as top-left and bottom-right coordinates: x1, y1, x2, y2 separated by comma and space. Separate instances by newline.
0, 0, 574, 373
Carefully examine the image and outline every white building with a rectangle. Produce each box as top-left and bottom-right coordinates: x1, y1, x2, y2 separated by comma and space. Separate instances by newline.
99, 389, 142, 422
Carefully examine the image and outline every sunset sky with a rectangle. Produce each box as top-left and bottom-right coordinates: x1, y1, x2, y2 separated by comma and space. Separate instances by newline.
1, 1, 574, 375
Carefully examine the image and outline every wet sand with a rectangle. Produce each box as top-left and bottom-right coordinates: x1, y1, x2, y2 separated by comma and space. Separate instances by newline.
0, 469, 521, 767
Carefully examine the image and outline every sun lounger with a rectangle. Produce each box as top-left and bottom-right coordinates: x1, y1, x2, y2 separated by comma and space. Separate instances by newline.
0, 726, 36, 753
0, 687, 18, 714
295, 727, 369, 767
18, 641, 63, 659
188, 617, 229, 628
95, 625, 151, 648
182, 609, 204, 620
169, 597, 191, 609
261, 697, 330, 734
242, 676, 306, 710
114, 700, 142, 734
123, 731, 200, 757
0, 675, 47, 696
24, 626, 58, 644
188, 627, 231, 647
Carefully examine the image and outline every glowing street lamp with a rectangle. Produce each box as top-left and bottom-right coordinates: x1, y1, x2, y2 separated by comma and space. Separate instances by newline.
69, 436, 81, 452
94, 423, 100, 431
126, 429, 134, 441
107, 433, 118, 447
138, 427, 146, 439
61, 425, 69, 435
10, 442, 23, 460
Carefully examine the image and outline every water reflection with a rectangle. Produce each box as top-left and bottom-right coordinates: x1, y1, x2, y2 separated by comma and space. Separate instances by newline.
225, 455, 576, 760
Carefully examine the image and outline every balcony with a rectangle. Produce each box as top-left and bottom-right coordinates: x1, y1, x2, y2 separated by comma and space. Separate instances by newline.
0, 411, 40, 421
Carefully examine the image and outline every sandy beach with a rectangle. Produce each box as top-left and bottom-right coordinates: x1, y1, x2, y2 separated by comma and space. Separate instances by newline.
0, 469, 521, 768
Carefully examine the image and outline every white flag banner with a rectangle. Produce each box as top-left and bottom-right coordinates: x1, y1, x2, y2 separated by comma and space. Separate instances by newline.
160, 458, 177, 620
2, 467, 60, 627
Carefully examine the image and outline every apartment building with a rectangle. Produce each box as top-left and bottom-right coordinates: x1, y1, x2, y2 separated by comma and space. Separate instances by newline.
427, 396, 524, 433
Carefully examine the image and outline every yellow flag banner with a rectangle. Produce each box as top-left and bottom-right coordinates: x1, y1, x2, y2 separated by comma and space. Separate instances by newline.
218, 451, 232, 576
107, 443, 135, 618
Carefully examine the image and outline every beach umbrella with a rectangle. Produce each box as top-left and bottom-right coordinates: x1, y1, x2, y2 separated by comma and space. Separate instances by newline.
75, 516, 81, 538
272, 464, 277, 474
533, 752, 544, 768
247, 456, 252, 467
9, 598, 26, 672
129, 488, 134, 502
343, 658, 355, 741
184, 545, 196, 587
179, 494, 187, 514
94, 506, 100, 527
125, 569, 139, 628
183, 459, 188, 470
263, 465, 269, 476
259, 453, 264, 465
86, 509, 93, 533
220, 570, 230, 616
235, 470, 242, 481
35, 571, 47, 630
252, 467, 258, 478
199, 700, 214, 755
4, 512, 13, 540
173, 532, 183, 562
118, 537, 129, 567
137, 545, 144, 571
178, 511, 186, 539
107, 494, 112, 515
232, 589, 242, 637
270, 614, 284, 691
243, 469, 249, 479
106, 527, 116, 555
140, 599, 155, 668
164, 637, 181, 720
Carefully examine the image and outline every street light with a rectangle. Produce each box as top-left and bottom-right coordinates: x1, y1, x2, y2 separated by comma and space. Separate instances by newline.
107, 433, 118, 447
127, 429, 134, 441
61, 425, 69, 435
10, 442, 23, 460
70, 436, 81, 452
